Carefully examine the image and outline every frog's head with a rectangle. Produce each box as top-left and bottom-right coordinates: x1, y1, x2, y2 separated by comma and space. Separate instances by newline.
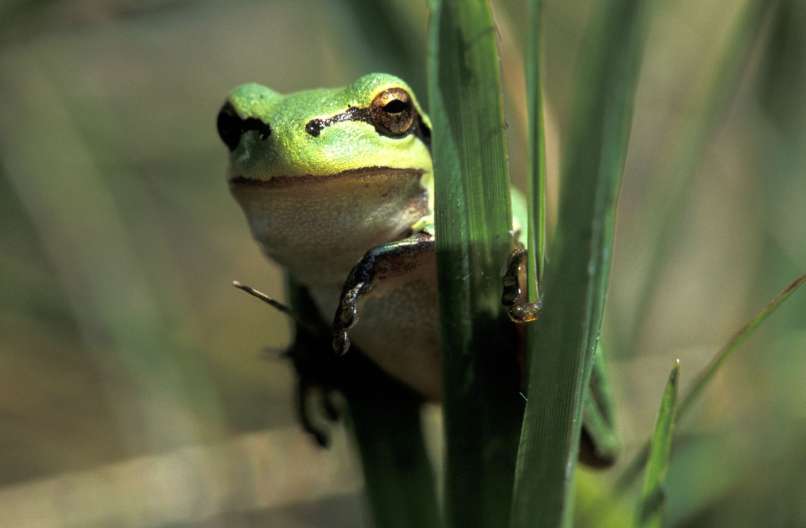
216, 73, 432, 183
217, 74, 434, 284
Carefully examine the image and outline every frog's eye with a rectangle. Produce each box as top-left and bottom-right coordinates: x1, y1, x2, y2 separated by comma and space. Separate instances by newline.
370, 88, 415, 136
216, 102, 272, 152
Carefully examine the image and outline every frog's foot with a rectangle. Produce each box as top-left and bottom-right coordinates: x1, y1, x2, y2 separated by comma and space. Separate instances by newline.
296, 378, 328, 447
332, 232, 435, 355
295, 378, 342, 447
502, 246, 543, 323
283, 330, 346, 447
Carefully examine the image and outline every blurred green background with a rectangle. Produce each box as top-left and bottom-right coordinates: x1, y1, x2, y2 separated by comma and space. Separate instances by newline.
0, 0, 804, 526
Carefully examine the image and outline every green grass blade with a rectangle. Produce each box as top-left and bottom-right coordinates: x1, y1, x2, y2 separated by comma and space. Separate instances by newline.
428, 1, 523, 526
678, 274, 806, 417
348, 396, 442, 528
617, 274, 806, 491
525, 0, 547, 302
636, 360, 681, 528
510, 2, 653, 527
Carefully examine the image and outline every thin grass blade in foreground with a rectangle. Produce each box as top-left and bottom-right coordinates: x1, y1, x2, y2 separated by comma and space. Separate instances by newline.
636, 360, 680, 528
617, 273, 806, 491
428, 1, 522, 526
524, 0, 547, 303
510, 2, 653, 527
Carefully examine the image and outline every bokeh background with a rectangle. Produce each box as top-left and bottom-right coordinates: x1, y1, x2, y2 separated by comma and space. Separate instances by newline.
0, 0, 804, 526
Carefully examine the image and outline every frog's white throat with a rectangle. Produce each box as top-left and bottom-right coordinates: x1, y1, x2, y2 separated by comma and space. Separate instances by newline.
230, 167, 430, 286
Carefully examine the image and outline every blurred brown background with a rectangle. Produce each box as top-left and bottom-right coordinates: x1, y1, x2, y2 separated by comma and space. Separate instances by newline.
0, 0, 804, 526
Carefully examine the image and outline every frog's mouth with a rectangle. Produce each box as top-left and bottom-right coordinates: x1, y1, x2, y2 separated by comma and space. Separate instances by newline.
228, 166, 424, 188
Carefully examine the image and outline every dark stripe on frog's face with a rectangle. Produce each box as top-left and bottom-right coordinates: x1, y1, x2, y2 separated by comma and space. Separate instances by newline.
304, 88, 432, 150
304, 108, 432, 149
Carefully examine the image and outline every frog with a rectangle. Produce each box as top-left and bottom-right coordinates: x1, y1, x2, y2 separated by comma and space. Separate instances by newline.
217, 72, 618, 466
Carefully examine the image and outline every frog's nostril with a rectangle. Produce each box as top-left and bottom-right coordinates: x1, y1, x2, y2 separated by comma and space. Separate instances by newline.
216, 102, 272, 152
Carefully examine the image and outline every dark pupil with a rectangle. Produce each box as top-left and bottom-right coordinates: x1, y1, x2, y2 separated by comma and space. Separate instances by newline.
383, 99, 409, 113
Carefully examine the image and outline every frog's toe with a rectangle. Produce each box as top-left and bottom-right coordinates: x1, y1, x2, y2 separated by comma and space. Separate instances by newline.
296, 378, 331, 448
507, 300, 543, 324
501, 244, 543, 324
322, 388, 341, 422
332, 285, 364, 354
332, 328, 352, 355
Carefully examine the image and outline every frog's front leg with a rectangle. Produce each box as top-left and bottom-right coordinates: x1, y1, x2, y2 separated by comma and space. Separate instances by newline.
332, 231, 434, 355
334, 237, 542, 354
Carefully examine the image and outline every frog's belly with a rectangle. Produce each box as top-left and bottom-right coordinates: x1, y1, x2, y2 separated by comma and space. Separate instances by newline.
310, 273, 441, 399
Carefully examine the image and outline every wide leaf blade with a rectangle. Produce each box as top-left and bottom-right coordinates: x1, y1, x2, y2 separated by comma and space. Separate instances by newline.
428, 1, 523, 526
511, 2, 653, 527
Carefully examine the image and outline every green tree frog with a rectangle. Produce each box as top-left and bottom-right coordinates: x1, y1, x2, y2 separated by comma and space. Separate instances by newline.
218, 73, 618, 466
